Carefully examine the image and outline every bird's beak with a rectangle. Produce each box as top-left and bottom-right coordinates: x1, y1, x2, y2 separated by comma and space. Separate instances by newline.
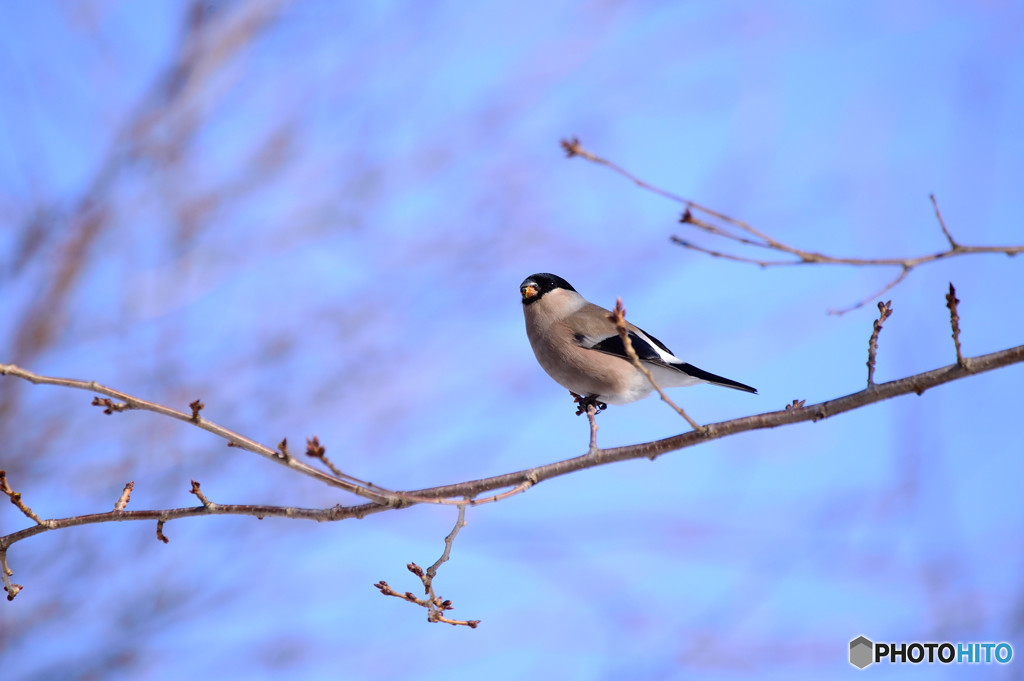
521, 284, 538, 301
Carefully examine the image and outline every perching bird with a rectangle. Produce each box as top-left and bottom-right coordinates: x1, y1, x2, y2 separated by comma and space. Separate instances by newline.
520, 273, 756, 408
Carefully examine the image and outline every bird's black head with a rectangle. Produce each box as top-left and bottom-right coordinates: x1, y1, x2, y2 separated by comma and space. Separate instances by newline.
520, 273, 577, 305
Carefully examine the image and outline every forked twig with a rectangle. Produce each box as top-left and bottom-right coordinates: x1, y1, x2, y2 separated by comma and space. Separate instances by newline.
374, 505, 479, 628
563, 137, 1024, 314
0, 364, 396, 506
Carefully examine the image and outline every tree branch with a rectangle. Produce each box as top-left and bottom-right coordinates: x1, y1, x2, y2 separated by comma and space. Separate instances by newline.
5, 343, 1019, 542
866, 300, 893, 386
0, 364, 397, 506
562, 137, 1024, 314
374, 505, 480, 627
4, 270, 1024, 605
380, 343, 1024, 504
946, 283, 965, 366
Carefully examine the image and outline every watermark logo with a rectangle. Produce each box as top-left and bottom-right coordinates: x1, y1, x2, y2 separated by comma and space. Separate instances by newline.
849, 636, 1013, 669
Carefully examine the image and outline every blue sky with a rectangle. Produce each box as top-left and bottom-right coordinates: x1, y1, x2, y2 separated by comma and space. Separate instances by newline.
2, 1, 1023, 679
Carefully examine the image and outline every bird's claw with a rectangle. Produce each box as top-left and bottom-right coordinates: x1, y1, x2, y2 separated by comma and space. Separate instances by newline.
570, 392, 607, 416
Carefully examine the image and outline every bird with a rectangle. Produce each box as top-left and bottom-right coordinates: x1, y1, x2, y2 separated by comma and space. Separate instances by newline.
520, 273, 756, 409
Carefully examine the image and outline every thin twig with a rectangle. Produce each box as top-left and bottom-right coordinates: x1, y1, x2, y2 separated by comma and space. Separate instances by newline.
113, 481, 135, 512
866, 301, 894, 386
425, 505, 466, 584
465, 479, 536, 506
304, 435, 343, 477
388, 480, 536, 507
931, 194, 959, 249
829, 267, 909, 316
608, 298, 706, 433
564, 138, 1024, 315
0, 470, 44, 525
1, 550, 22, 600
562, 136, 693, 206
0, 364, 396, 506
375, 505, 479, 628
946, 283, 965, 366
585, 402, 600, 454
669, 236, 796, 267
190, 480, 213, 508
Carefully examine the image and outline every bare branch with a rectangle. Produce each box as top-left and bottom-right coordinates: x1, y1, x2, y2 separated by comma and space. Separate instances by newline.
305, 435, 343, 477
669, 236, 796, 267
866, 301, 894, 386
0, 364, 397, 506
371, 342, 1024, 508
0, 487, 387, 599
91, 397, 130, 414
946, 283, 965, 366
156, 519, 170, 544
424, 506, 466, 586
585, 402, 600, 454
3, 345, 1023, 538
190, 480, 213, 508
562, 136, 693, 207
427, 506, 466, 576
4, 334, 1024, 600
465, 479, 535, 506
1, 470, 44, 525
113, 482, 135, 512
931, 193, 960, 249
565, 138, 1024, 314
829, 267, 909, 316
1, 550, 22, 601
375, 506, 479, 628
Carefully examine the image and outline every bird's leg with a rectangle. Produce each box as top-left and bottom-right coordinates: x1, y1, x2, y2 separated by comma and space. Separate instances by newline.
570, 392, 607, 416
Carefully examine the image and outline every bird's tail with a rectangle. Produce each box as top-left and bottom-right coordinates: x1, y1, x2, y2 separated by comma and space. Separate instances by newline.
675, 362, 757, 394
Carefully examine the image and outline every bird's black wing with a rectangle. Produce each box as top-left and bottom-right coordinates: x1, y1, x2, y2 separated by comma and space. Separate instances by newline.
579, 329, 673, 367
580, 329, 758, 394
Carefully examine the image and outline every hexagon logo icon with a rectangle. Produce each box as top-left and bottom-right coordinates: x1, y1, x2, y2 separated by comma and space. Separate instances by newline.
850, 636, 874, 669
